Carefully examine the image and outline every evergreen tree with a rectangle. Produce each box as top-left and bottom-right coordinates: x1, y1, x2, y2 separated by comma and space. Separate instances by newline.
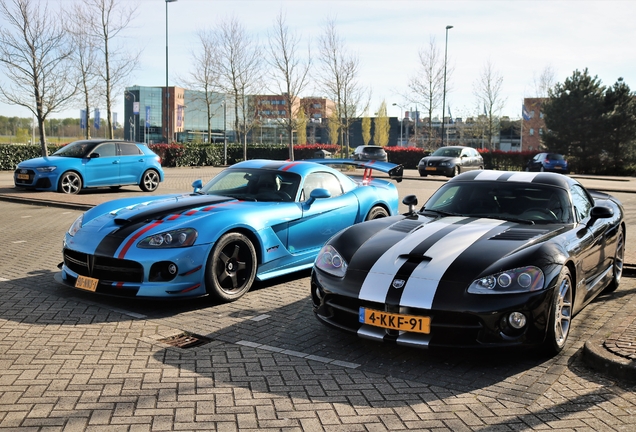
542, 69, 606, 173
603, 78, 636, 174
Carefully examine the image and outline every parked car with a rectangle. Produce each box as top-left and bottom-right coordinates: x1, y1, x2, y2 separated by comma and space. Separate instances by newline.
418, 146, 483, 177
526, 152, 569, 173
14, 139, 164, 194
56, 159, 403, 302
311, 170, 624, 355
353, 145, 388, 162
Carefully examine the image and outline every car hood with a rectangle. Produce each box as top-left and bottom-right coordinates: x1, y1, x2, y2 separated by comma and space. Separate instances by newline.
17, 156, 65, 167
328, 215, 562, 308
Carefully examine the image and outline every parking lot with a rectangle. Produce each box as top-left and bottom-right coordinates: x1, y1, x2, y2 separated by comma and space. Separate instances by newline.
1, 167, 635, 431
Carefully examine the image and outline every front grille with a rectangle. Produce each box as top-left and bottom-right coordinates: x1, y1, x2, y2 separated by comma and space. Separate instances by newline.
64, 249, 144, 283
14, 168, 35, 185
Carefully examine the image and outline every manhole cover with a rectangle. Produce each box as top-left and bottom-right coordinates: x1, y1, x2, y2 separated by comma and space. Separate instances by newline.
159, 332, 211, 349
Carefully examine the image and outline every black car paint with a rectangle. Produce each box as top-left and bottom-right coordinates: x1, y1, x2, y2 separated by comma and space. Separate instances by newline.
311, 171, 624, 349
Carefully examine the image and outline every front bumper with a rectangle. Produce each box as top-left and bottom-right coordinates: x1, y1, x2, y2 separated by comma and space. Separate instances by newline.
14, 168, 56, 190
311, 269, 553, 349
418, 165, 453, 176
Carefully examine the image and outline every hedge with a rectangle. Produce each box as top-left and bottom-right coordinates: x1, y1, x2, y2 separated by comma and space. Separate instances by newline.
1, 142, 531, 172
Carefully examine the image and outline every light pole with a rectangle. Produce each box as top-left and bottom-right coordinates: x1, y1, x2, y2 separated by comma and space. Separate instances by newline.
222, 100, 227, 165
392, 103, 403, 146
165, 0, 177, 143
441, 25, 453, 147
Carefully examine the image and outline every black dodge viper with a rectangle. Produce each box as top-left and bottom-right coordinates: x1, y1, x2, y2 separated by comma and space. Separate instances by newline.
311, 170, 625, 354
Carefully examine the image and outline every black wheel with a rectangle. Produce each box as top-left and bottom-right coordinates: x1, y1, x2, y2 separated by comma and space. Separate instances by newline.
604, 225, 624, 293
365, 206, 389, 221
58, 171, 82, 194
140, 169, 160, 192
540, 166, 545, 172
450, 166, 460, 177
205, 232, 257, 302
544, 268, 573, 355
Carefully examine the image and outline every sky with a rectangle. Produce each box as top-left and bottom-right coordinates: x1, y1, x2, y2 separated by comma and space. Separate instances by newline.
1, 0, 635, 122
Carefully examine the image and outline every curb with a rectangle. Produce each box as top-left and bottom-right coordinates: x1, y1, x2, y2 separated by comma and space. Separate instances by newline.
583, 339, 636, 383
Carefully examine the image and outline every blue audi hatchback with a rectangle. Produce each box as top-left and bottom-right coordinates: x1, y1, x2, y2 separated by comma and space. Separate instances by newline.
14, 139, 164, 194
526, 152, 569, 174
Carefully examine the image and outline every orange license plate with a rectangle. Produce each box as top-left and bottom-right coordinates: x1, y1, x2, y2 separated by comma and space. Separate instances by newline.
17, 173, 29, 180
359, 308, 430, 334
75, 275, 98, 292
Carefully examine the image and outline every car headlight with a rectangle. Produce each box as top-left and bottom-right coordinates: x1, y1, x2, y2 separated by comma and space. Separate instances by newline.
315, 244, 348, 278
68, 214, 83, 237
138, 228, 198, 248
468, 266, 544, 294
439, 162, 451, 167
36, 166, 56, 173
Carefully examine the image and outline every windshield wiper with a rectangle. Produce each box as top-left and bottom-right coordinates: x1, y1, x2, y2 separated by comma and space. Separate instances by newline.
420, 208, 459, 217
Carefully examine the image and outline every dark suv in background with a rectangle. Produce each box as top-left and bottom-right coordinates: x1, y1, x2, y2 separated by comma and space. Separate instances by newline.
352, 145, 388, 162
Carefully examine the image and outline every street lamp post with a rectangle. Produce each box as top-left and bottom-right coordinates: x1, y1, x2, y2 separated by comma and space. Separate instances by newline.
392, 103, 403, 146
165, 0, 177, 144
222, 100, 227, 165
441, 25, 453, 147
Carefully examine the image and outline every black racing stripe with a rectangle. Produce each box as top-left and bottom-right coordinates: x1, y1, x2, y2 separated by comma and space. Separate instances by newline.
94, 220, 159, 257
114, 195, 232, 225
495, 172, 516, 182
384, 218, 476, 306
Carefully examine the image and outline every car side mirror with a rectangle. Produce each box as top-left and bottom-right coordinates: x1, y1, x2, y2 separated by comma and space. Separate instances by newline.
192, 179, 203, 193
587, 205, 613, 227
403, 194, 418, 215
304, 188, 331, 208
89, 153, 100, 158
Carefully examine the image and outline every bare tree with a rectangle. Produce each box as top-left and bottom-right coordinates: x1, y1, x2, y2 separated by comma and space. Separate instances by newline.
213, 15, 263, 160
533, 65, 556, 97
80, 0, 140, 140
267, 9, 311, 160
183, 29, 225, 144
373, 101, 389, 146
65, 3, 101, 140
316, 18, 368, 157
473, 60, 506, 149
405, 37, 449, 147
0, 0, 78, 154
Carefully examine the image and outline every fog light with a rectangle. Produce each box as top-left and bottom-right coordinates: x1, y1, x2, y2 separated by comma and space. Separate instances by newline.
168, 263, 177, 275
508, 312, 527, 329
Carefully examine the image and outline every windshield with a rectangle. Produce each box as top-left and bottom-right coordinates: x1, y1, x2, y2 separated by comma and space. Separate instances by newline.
423, 181, 573, 224
432, 147, 461, 158
52, 141, 99, 158
200, 168, 301, 202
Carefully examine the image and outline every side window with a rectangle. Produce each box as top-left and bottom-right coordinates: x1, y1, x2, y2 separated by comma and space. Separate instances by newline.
93, 143, 117, 157
570, 185, 593, 222
301, 172, 343, 201
119, 143, 142, 156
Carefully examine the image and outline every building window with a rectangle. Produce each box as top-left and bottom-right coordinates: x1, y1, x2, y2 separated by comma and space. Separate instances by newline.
539, 128, 543, 135
529, 128, 534, 136
539, 112, 544, 119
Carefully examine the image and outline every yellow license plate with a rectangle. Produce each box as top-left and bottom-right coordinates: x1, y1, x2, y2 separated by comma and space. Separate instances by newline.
425, 167, 436, 171
17, 173, 29, 180
75, 275, 99, 292
359, 307, 430, 334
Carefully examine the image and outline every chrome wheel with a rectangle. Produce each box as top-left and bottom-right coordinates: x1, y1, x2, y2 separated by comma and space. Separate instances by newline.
544, 268, 573, 355
58, 172, 82, 194
140, 169, 159, 192
605, 225, 624, 293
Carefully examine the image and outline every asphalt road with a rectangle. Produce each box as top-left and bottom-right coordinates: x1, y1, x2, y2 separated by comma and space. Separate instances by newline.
0, 167, 635, 430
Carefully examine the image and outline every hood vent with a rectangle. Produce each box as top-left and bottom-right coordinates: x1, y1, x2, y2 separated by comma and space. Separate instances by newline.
489, 228, 550, 241
390, 219, 424, 233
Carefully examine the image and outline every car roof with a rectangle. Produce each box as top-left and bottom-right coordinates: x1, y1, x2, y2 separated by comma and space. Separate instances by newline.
449, 170, 575, 189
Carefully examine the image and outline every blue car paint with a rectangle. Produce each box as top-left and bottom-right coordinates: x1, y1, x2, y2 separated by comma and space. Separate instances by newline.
57, 159, 402, 299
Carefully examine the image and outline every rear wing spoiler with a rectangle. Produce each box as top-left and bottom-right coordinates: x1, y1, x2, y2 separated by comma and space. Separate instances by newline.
306, 159, 404, 183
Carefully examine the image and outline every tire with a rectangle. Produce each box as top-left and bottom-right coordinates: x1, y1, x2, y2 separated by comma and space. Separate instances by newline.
58, 171, 82, 194
540, 166, 545, 172
365, 206, 389, 221
140, 169, 160, 192
544, 268, 573, 355
450, 166, 460, 177
604, 225, 624, 293
205, 232, 257, 302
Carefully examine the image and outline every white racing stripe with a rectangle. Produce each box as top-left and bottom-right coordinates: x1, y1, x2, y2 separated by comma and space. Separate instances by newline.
358, 217, 467, 303
400, 218, 506, 309
507, 172, 540, 182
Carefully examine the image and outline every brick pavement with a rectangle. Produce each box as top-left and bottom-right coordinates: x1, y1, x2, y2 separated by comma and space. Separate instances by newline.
0, 169, 635, 430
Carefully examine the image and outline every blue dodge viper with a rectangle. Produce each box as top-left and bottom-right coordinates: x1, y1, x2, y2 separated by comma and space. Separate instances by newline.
56, 159, 403, 301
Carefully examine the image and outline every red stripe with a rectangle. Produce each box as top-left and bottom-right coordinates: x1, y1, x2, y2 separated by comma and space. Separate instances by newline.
118, 220, 163, 259
281, 162, 302, 171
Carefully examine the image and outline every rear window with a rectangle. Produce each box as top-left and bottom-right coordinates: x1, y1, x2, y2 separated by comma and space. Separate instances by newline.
547, 153, 565, 160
